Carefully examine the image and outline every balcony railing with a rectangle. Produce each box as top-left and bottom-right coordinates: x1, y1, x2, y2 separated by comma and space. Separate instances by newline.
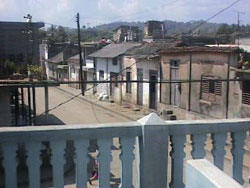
0, 113, 249, 188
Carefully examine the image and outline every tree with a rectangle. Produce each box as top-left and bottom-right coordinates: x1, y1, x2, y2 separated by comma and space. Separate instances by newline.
217, 24, 234, 35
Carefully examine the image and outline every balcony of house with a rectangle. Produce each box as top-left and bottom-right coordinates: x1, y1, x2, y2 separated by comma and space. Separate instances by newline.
0, 113, 249, 188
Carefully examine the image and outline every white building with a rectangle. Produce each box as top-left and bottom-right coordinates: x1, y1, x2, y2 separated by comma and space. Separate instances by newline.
89, 43, 141, 101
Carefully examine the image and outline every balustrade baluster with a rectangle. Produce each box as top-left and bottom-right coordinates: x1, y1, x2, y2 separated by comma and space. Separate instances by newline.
231, 132, 246, 184
74, 139, 89, 188
26, 142, 42, 188
2, 143, 18, 188
119, 137, 135, 188
51, 140, 66, 188
170, 135, 186, 188
97, 138, 112, 188
211, 133, 227, 170
191, 134, 207, 159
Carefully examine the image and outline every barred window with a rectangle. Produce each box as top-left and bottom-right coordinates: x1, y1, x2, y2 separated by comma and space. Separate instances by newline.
201, 76, 222, 102
242, 81, 250, 105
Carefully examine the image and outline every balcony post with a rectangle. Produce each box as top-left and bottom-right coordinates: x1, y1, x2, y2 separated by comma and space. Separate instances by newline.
137, 113, 169, 188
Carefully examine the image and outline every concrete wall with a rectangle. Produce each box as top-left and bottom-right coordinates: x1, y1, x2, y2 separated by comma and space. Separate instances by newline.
160, 52, 238, 119
228, 69, 250, 118
0, 87, 11, 126
122, 56, 159, 109
186, 159, 242, 188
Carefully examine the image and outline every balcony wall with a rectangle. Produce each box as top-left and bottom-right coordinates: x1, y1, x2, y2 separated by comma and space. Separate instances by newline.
0, 113, 249, 188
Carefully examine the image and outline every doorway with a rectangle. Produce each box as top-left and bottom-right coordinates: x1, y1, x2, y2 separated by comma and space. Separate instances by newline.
170, 60, 180, 106
137, 68, 143, 106
149, 70, 158, 109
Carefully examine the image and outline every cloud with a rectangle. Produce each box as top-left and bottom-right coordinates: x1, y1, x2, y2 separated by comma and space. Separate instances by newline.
97, 0, 139, 22
0, 0, 249, 26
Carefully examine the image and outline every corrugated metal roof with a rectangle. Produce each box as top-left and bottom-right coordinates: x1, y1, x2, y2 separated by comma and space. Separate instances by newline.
47, 52, 64, 63
125, 42, 179, 59
88, 42, 141, 58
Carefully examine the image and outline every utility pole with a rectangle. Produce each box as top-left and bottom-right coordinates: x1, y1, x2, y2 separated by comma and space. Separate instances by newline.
76, 13, 85, 96
234, 10, 245, 46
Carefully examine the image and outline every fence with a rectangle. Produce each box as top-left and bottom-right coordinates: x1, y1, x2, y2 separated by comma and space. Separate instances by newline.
0, 113, 249, 188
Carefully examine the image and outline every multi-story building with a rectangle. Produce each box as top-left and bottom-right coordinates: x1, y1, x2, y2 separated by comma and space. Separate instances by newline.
144, 21, 165, 42
0, 21, 44, 65
113, 25, 141, 43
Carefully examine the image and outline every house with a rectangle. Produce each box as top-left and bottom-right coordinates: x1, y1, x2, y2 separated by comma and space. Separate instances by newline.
158, 46, 239, 119
113, 25, 141, 43
46, 42, 78, 81
47, 52, 69, 81
67, 53, 94, 94
67, 42, 106, 93
143, 21, 165, 42
121, 43, 167, 110
88, 42, 141, 101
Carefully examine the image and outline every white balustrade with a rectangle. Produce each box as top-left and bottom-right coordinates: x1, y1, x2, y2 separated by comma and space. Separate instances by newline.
231, 131, 246, 184
26, 142, 42, 188
74, 138, 89, 188
119, 137, 135, 188
170, 135, 186, 188
0, 114, 249, 188
191, 134, 207, 159
51, 140, 66, 188
2, 143, 18, 188
211, 133, 227, 170
97, 138, 113, 188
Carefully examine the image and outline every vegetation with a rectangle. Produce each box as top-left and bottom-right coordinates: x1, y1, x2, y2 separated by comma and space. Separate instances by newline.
28, 65, 44, 80
217, 24, 250, 34
38, 21, 250, 45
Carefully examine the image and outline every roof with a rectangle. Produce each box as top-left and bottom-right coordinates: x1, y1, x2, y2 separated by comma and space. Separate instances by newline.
67, 53, 83, 62
160, 46, 239, 54
88, 42, 141, 58
0, 21, 44, 29
126, 42, 178, 59
207, 44, 250, 53
47, 52, 64, 63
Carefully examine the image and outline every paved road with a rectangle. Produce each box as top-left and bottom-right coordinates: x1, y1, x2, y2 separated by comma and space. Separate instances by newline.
35, 86, 132, 125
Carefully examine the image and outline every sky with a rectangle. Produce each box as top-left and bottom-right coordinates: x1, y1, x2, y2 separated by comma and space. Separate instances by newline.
0, 0, 249, 28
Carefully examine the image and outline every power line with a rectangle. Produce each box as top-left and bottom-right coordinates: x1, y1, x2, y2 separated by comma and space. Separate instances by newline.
39, 0, 242, 115
190, 0, 241, 35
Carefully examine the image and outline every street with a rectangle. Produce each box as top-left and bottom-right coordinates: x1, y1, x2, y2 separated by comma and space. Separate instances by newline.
35, 86, 135, 125
32, 85, 249, 188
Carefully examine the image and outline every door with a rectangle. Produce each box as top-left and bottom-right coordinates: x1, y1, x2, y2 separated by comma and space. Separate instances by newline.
137, 68, 143, 105
149, 70, 158, 109
110, 72, 118, 96
170, 60, 180, 106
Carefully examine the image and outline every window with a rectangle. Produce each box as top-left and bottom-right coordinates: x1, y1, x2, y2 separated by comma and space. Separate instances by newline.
201, 76, 222, 102
99, 70, 104, 80
112, 57, 118, 65
242, 81, 250, 105
170, 60, 179, 68
126, 71, 131, 93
